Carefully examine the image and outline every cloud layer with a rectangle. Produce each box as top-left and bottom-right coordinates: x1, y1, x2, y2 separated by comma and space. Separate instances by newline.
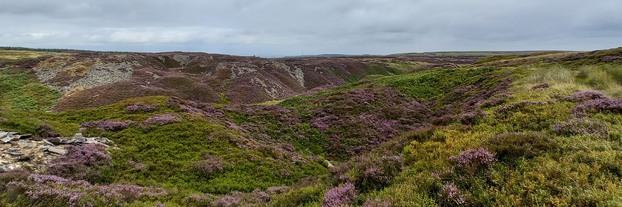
1, 0, 621, 56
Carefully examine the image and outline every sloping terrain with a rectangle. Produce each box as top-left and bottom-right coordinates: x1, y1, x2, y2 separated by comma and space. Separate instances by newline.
0, 47, 622, 206
0, 49, 481, 111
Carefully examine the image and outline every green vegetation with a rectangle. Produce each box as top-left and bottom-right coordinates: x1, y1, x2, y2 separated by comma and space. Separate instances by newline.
2, 48, 622, 206
0, 68, 60, 111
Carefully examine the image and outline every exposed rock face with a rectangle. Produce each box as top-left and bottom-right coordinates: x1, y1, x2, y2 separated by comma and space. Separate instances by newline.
0, 131, 112, 173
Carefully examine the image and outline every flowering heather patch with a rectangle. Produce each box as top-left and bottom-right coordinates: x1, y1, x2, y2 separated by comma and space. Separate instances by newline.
81, 120, 129, 131
8, 173, 167, 206
212, 195, 241, 207
48, 144, 111, 181
438, 183, 467, 206
167, 96, 224, 117
572, 98, 622, 116
323, 182, 356, 207
144, 113, 182, 125
363, 198, 392, 207
358, 114, 399, 137
449, 148, 496, 173
125, 103, 159, 113
460, 111, 487, 125
564, 90, 610, 102
267, 186, 291, 194
193, 156, 226, 174
310, 115, 339, 131
553, 118, 609, 138
332, 155, 403, 191
128, 160, 148, 170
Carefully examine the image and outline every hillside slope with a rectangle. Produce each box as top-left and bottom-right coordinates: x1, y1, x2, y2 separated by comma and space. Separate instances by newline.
0, 49, 480, 111
1, 47, 622, 206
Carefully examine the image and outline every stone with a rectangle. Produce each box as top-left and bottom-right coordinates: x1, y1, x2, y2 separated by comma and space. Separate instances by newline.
45, 146, 67, 155
42, 139, 55, 146
0, 164, 9, 172
46, 137, 64, 145
8, 151, 25, 157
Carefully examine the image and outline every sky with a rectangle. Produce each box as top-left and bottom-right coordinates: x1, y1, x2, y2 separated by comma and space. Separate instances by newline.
1, 0, 621, 57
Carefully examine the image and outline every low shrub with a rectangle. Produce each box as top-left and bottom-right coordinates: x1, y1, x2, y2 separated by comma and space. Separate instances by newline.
322, 182, 355, 207
125, 103, 159, 113
572, 99, 622, 116
449, 148, 496, 174
460, 111, 487, 125
193, 156, 226, 175
81, 120, 129, 131
553, 118, 609, 138
363, 198, 392, 207
564, 90, 609, 102
270, 185, 324, 207
47, 144, 111, 181
7, 174, 166, 206
438, 183, 467, 206
485, 132, 557, 161
212, 195, 241, 207
144, 114, 182, 126
332, 155, 403, 192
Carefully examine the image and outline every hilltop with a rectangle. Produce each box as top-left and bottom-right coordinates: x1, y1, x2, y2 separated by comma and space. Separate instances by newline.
0, 47, 622, 206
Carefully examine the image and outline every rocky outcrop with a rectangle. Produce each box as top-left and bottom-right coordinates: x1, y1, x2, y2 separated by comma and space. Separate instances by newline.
0, 131, 112, 173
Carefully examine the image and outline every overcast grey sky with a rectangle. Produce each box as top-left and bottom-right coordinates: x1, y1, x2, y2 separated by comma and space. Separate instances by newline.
1, 0, 621, 56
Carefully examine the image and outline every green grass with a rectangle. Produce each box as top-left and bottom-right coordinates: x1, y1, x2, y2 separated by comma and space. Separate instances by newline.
0, 68, 60, 111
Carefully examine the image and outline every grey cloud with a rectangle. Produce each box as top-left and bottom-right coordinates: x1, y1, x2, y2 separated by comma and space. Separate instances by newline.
0, 0, 621, 56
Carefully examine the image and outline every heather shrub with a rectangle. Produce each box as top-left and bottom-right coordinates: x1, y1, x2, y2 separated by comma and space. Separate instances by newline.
267, 186, 292, 195
485, 132, 557, 161
449, 148, 496, 174
193, 156, 226, 175
35, 124, 60, 138
322, 182, 355, 207
332, 155, 403, 192
7, 174, 167, 206
437, 183, 467, 206
460, 111, 486, 125
572, 99, 622, 116
494, 101, 548, 118
481, 93, 509, 108
553, 118, 609, 138
47, 144, 111, 181
564, 90, 609, 102
310, 115, 339, 131
126, 103, 159, 113
144, 113, 182, 126
212, 195, 241, 207
81, 120, 129, 131
362, 198, 392, 207
0, 169, 29, 192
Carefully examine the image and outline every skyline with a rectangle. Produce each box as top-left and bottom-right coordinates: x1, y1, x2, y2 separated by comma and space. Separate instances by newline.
1, 0, 621, 57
